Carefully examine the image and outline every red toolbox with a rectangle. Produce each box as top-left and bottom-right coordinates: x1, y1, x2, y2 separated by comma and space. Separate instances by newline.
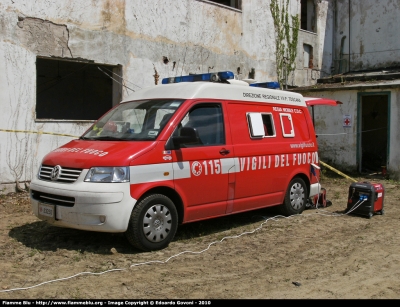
346, 182, 384, 218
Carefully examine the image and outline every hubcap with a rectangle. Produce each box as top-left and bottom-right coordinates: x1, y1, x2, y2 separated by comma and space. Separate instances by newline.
142, 204, 172, 243
290, 182, 305, 210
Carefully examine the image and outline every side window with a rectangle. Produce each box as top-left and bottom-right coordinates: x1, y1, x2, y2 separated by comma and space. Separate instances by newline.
177, 104, 225, 147
262, 113, 275, 136
247, 113, 264, 138
247, 112, 276, 138
155, 109, 175, 129
280, 113, 295, 137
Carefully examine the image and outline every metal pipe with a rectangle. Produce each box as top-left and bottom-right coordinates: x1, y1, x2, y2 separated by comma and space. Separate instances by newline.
348, 0, 351, 72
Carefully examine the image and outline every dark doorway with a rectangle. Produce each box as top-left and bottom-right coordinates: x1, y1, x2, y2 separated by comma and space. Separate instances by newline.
358, 93, 389, 173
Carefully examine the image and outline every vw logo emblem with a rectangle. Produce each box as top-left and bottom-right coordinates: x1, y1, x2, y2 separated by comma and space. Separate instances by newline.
50, 165, 62, 181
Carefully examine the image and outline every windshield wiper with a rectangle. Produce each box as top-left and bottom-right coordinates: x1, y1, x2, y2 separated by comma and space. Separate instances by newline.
88, 136, 122, 141
80, 135, 143, 141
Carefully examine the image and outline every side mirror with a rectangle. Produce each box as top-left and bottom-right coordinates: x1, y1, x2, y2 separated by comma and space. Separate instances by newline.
165, 127, 201, 150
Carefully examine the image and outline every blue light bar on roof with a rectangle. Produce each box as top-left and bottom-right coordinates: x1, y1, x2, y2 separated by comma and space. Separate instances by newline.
162, 71, 235, 84
249, 81, 280, 89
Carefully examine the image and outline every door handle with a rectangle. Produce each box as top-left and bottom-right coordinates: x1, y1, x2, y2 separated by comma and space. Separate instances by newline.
219, 149, 230, 155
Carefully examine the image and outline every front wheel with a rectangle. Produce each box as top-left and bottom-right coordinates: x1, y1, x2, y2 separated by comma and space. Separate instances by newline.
125, 194, 178, 252
279, 177, 308, 216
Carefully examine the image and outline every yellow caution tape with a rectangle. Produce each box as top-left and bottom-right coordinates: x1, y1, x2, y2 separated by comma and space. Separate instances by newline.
0, 128, 362, 184
320, 160, 358, 183
0, 129, 78, 138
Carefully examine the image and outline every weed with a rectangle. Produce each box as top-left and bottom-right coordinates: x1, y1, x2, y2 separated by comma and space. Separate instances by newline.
71, 288, 82, 299
215, 234, 226, 241
6, 223, 19, 230
387, 179, 400, 185
72, 255, 81, 262
92, 267, 104, 273
28, 248, 39, 257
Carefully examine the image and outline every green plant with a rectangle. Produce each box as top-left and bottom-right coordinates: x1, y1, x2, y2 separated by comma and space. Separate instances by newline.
0, 187, 6, 197
387, 178, 400, 185
270, 0, 299, 89
28, 248, 39, 257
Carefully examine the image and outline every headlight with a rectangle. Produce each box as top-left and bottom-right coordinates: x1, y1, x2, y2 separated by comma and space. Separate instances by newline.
84, 167, 130, 183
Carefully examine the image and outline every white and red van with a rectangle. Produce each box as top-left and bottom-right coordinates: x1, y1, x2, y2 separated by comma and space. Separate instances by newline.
30, 71, 322, 251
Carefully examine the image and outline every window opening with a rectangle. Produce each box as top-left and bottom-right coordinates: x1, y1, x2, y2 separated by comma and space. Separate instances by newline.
301, 0, 316, 32
208, 0, 241, 10
303, 44, 314, 68
36, 58, 122, 121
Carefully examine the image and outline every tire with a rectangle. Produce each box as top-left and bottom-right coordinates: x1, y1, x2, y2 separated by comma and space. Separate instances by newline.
279, 177, 308, 216
125, 194, 178, 252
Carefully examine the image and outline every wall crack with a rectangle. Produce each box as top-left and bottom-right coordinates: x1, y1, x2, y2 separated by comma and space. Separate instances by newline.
16, 16, 73, 58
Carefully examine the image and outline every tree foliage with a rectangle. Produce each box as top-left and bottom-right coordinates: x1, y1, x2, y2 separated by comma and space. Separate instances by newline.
270, 0, 299, 88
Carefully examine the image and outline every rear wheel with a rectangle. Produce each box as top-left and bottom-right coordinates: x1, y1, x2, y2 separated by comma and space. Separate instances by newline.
279, 177, 308, 216
125, 194, 178, 252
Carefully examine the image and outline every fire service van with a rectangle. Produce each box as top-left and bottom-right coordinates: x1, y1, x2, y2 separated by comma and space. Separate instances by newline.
30, 71, 324, 251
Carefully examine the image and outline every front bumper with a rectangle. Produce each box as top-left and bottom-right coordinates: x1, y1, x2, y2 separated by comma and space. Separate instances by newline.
30, 171, 136, 232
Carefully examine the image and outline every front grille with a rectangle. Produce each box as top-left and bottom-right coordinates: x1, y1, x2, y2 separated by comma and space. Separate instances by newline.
31, 190, 75, 207
39, 165, 82, 183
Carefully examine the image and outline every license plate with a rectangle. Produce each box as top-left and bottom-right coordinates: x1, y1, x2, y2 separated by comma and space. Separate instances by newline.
38, 203, 55, 222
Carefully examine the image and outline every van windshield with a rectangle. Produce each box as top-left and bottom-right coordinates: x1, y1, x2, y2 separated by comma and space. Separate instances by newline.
81, 99, 184, 141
